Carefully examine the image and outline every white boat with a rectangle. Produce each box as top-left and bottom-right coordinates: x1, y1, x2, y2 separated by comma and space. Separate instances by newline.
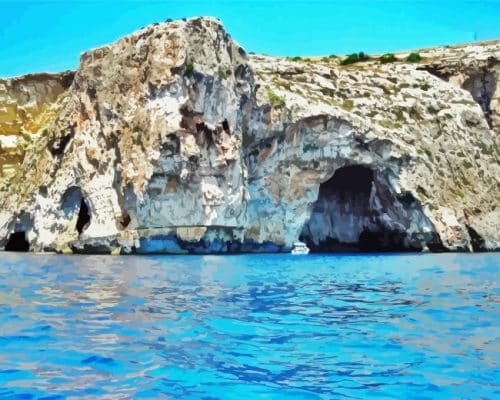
291, 241, 310, 255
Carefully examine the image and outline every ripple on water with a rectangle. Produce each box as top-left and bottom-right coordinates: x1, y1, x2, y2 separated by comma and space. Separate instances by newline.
0, 252, 498, 399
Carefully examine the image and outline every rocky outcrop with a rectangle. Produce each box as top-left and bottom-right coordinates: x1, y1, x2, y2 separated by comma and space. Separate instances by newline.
0, 72, 74, 178
0, 17, 498, 254
416, 42, 500, 133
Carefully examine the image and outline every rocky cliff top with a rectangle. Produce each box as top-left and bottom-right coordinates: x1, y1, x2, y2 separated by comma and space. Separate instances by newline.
248, 39, 499, 246
0, 17, 498, 254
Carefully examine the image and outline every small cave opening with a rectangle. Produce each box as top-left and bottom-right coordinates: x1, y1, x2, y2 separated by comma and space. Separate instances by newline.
5, 231, 29, 252
48, 133, 73, 158
222, 119, 230, 134
299, 165, 413, 252
461, 71, 496, 130
61, 186, 91, 235
76, 198, 91, 235
466, 225, 486, 252
119, 212, 131, 230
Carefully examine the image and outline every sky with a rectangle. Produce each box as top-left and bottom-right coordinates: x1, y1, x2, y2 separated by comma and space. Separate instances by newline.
1, 0, 499, 77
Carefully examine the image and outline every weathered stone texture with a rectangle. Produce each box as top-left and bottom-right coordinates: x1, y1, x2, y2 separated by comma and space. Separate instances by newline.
0, 18, 498, 253
0, 72, 74, 178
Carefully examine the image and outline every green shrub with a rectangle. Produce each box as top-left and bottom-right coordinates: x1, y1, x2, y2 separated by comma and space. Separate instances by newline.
321, 54, 338, 62
287, 56, 302, 61
320, 87, 335, 97
340, 52, 370, 65
380, 53, 397, 64
184, 59, 194, 77
341, 53, 359, 65
359, 52, 370, 61
341, 99, 354, 111
265, 86, 285, 107
217, 68, 231, 80
406, 52, 422, 63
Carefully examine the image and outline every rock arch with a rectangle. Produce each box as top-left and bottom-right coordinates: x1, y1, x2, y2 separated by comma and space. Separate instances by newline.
299, 165, 439, 252
60, 186, 91, 235
4, 212, 33, 252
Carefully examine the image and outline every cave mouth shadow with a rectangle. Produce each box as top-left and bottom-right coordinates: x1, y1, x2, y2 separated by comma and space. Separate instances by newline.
76, 198, 91, 235
299, 165, 414, 253
61, 186, 91, 235
5, 231, 29, 252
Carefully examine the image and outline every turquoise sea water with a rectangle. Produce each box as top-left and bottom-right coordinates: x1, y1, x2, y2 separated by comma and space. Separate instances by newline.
0, 253, 498, 399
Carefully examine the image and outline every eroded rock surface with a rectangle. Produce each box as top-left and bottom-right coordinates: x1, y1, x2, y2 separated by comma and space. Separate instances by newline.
0, 17, 498, 253
0, 72, 74, 178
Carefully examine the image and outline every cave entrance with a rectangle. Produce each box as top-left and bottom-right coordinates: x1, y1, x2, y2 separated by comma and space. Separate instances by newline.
61, 186, 91, 235
299, 165, 410, 252
5, 231, 29, 252
76, 198, 91, 235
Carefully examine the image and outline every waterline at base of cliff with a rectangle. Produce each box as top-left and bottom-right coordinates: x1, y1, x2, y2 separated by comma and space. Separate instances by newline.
0, 17, 498, 254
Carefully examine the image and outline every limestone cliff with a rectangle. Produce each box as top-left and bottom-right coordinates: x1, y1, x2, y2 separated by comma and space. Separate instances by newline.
0, 17, 498, 254
0, 72, 74, 178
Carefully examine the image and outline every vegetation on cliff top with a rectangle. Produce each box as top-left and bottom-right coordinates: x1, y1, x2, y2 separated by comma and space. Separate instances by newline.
380, 53, 397, 64
406, 52, 422, 63
265, 86, 285, 107
340, 52, 370, 65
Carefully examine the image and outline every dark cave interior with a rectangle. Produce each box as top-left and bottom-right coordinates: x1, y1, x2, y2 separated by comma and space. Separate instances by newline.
300, 165, 413, 252
61, 186, 91, 235
5, 231, 29, 252
76, 198, 91, 235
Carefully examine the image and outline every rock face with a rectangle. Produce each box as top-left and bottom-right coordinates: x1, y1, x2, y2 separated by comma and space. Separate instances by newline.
0, 17, 498, 254
0, 72, 74, 177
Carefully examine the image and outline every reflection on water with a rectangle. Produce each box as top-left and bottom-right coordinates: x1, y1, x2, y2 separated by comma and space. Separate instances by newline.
0, 253, 498, 399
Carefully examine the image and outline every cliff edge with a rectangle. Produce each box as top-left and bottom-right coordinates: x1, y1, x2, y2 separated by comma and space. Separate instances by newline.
0, 17, 498, 253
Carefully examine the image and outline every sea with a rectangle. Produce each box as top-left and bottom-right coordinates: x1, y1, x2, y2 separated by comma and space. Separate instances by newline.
0, 252, 498, 399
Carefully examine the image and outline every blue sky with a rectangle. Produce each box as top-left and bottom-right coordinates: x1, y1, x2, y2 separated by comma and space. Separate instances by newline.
1, 0, 499, 77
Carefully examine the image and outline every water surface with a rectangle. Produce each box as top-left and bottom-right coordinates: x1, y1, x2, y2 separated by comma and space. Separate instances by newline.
0, 253, 498, 399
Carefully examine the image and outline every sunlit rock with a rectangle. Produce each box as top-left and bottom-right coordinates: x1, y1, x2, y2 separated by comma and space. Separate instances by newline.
0, 17, 498, 253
